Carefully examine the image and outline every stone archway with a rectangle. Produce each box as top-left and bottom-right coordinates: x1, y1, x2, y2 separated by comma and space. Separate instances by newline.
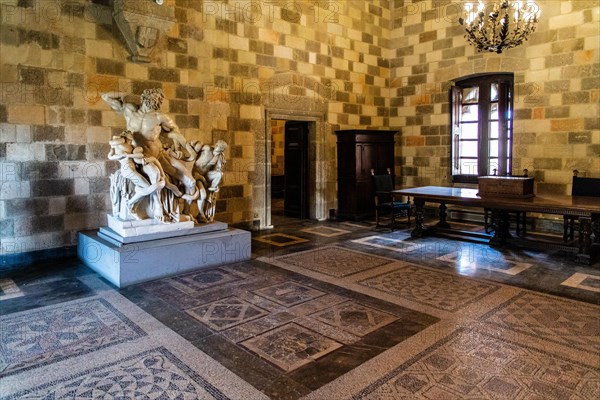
253, 72, 334, 228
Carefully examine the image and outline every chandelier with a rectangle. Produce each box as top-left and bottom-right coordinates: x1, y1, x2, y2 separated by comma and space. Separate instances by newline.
459, 1, 541, 54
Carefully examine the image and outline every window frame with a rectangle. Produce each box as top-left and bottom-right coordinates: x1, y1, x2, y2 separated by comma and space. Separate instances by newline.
450, 73, 514, 184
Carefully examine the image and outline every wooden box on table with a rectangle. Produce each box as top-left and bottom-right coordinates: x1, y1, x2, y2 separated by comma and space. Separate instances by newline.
477, 176, 535, 198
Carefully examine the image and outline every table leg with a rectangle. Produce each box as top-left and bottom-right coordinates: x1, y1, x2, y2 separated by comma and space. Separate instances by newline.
577, 216, 592, 264
436, 203, 451, 228
411, 199, 425, 238
592, 214, 599, 244
489, 209, 509, 246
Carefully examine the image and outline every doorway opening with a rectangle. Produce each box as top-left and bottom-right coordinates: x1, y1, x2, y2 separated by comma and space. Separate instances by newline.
262, 108, 328, 230
271, 120, 309, 226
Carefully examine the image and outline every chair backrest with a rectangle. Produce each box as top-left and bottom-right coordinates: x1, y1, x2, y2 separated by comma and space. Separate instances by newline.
371, 168, 394, 193
572, 176, 600, 197
372, 174, 393, 193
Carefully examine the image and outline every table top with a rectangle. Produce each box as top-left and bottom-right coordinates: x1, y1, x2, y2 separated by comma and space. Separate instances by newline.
392, 186, 600, 215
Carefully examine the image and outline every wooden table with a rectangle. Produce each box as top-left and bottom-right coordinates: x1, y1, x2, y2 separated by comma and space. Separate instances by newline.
392, 186, 600, 264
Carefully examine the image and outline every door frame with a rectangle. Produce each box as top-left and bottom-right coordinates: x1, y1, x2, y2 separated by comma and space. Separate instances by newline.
264, 109, 326, 228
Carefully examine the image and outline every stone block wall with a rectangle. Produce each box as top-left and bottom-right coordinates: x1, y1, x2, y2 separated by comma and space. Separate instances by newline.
390, 0, 599, 193
271, 119, 284, 176
1, 0, 597, 259
0, 0, 392, 257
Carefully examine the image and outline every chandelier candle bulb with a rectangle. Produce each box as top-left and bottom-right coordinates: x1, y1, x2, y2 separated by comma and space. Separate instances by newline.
459, 0, 541, 54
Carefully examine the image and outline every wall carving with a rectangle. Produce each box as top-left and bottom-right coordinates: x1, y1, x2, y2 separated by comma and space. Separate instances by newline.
113, 0, 175, 62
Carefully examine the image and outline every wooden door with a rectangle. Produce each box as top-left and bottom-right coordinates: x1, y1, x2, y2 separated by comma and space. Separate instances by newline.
356, 143, 375, 215
284, 121, 309, 218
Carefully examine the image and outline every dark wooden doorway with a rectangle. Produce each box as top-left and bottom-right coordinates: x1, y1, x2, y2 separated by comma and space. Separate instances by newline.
284, 121, 309, 218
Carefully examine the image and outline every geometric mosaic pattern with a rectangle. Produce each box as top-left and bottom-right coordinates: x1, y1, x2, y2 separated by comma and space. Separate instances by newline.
0, 278, 24, 301
186, 296, 269, 331
3, 347, 230, 400
581, 277, 600, 290
436, 251, 533, 275
8, 213, 600, 400
254, 281, 326, 307
0, 298, 146, 376
479, 292, 600, 354
352, 235, 418, 255
310, 300, 398, 337
139, 259, 436, 386
274, 246, 392, 277
360, 264, 500, 312
353, 235, 538, 277
241, 323, 343, 372
141, 268, 247, 310
354, 328, 600, 399
341, 222, 375, 229
561, 272, 600, 293
300, 226, 351, 237
171, 268, 244, 292
253, 233, 309, 247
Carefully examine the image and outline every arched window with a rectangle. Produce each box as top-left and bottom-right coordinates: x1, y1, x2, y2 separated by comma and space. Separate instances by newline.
451, 73, 514, 183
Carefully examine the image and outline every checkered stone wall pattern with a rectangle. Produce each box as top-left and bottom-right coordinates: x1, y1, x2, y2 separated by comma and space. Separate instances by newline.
0, 0, 598, 258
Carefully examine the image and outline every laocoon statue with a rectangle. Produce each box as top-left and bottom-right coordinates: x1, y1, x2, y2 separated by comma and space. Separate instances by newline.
101, 88, 227, 224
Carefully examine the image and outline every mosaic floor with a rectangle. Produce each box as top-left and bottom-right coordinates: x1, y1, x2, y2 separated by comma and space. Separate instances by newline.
1, 216, 599, 399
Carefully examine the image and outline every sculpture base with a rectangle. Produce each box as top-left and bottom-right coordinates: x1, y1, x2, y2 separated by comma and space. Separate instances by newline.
77, 227, 251, 288
99, 220, 228, 246
107, 214, 195, 237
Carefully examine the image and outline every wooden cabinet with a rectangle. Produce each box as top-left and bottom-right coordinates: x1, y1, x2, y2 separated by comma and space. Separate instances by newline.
335, 130, 397, 220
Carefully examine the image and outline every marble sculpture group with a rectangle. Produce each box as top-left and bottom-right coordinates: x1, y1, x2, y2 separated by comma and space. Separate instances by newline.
102, 88, 227, 225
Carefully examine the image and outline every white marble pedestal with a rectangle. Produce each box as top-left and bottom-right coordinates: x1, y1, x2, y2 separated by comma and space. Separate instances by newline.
78, 224, 251, 288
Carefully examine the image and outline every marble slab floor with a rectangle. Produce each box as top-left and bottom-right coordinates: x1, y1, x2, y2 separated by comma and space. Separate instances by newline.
1, 215, 599, 399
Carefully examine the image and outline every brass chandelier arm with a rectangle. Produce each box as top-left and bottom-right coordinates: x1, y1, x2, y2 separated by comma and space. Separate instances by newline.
459, 1, 540, 54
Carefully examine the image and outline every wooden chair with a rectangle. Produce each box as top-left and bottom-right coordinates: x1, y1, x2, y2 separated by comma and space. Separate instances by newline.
484, 169, 529, 236
564, 170, 600, 242
371, 168, 411, 230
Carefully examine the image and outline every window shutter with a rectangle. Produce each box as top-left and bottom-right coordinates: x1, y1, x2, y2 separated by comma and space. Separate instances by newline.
451, 85, 461, 172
